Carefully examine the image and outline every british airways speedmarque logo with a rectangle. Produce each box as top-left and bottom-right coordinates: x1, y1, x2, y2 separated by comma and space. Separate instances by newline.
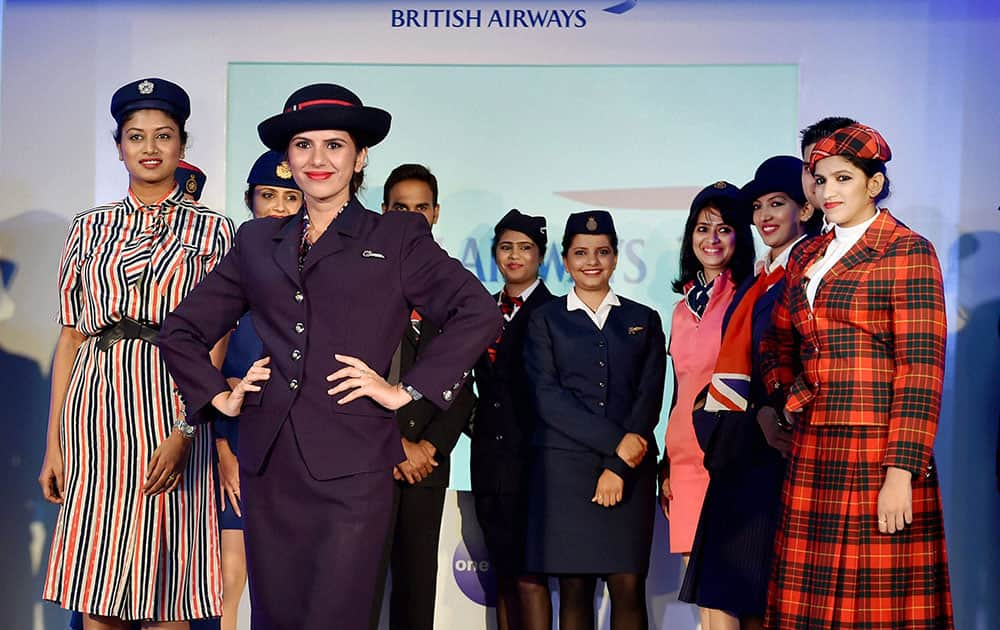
390, 1, 638, 29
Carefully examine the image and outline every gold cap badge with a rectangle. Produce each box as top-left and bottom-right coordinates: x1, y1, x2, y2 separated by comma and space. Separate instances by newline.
713, 181, 727, 189
586, 216, 598, 231
276, 161, 292, 179
185, 174, 198, 194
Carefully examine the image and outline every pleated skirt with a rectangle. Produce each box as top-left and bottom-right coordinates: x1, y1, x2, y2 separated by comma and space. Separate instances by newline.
765, 423, 953, 629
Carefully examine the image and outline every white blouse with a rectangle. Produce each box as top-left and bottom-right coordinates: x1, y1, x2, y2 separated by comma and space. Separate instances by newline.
805, 211, 880, 308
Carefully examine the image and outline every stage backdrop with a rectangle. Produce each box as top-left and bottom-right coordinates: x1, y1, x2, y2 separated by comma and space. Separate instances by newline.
2, 2, 998, 629
226, 61, 798, 489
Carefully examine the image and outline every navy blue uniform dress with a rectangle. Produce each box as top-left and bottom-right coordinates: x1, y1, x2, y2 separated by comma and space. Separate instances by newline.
471, 282, 554, 576
523, 294, 666, 574
679, 274, 789, 617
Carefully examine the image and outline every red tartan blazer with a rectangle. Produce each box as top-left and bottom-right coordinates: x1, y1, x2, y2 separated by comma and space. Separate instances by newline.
760, 210, 947, 477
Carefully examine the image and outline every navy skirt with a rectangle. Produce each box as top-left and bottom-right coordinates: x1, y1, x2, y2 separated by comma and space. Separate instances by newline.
525, 448, 655, 575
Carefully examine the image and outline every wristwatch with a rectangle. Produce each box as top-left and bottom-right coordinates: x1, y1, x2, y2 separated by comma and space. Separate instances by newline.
401, 383, 423, 401
173, 418, 196, 440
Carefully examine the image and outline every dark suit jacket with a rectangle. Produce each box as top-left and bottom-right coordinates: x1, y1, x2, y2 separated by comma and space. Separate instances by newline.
470, 282, 555, 495
396, 318, 476, 488
159, 199, 502, 480
524, 295, 666, 481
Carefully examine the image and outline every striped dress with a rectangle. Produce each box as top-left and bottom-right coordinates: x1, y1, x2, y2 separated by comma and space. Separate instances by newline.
43, 186, 233, 621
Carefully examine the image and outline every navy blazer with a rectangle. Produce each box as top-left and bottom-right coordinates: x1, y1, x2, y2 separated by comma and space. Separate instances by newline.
470, 282, 555, 495
159, 200, 502, 480
524, 295, 666, 480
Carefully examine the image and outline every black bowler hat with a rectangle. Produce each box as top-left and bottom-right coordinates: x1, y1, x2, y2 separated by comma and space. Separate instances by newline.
563, 210, 617, 242
741, 156, 806, 207
174, 160, 206, 200
494, 209, 547, 251
257, 84, 391, 152
690, 181, 746, 215
247, 150, 301, 190
110, 78, 190, 124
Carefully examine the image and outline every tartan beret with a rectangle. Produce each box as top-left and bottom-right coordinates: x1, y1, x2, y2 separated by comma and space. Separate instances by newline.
809, 123, 892, 172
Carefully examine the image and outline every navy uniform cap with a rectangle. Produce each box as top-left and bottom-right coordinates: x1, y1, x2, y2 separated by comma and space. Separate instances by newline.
690, 181, 746, 214
494, 209, 547, 251
563, 210, 616, 242
111, 78, 190, 124
741, 156, 806, 207
174, 160, 206, 200
247, 150, 301, 191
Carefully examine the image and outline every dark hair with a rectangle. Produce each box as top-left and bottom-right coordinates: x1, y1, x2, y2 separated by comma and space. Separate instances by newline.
113, 109, 188, 146
491, 230, 544, 260
382, 163, 438, 207
347, 132, 365, 196
799, 116, 857, 153
842, 155, 891, 204
802, 202, 825, 235
671, 200, 755, 294
561, 232, 619, 258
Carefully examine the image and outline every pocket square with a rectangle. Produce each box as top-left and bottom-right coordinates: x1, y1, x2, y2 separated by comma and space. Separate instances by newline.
627, 326, 645, 335
362, 249, 385, 259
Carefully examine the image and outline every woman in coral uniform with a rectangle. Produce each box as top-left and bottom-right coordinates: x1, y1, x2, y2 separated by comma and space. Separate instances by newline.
661, 182, 754, 629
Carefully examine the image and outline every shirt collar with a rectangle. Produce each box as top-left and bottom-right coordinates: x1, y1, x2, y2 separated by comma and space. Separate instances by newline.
832, 209, 880, 244
760, 233, 809, 275
500, 278, 541, 305
566, 286, 621, 314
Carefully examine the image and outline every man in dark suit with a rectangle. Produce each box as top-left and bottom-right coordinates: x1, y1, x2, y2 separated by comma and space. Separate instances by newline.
158, 84, 501, 630
378, 164, 476, 630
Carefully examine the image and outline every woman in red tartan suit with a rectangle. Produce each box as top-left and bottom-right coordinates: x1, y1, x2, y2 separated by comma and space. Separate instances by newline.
759, 123, 954, 629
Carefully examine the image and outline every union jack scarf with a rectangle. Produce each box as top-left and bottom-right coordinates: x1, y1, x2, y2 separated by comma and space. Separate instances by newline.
704, 264, 785, 412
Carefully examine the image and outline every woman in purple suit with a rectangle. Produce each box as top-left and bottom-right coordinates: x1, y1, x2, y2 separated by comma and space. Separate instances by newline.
158, 84, 501, 630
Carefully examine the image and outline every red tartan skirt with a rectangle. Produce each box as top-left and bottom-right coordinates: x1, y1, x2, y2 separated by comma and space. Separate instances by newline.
765, 422, 953, 629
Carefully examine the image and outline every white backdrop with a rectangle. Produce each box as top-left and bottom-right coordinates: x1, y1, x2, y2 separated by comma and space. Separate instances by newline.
1, 1, 998, 629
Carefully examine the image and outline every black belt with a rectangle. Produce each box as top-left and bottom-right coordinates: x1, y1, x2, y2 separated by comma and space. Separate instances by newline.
95, 317, 160, 352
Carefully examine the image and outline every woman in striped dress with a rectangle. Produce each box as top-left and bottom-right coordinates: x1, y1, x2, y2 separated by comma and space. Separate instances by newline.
761, 123, 953, 628
38, 78, 231, 629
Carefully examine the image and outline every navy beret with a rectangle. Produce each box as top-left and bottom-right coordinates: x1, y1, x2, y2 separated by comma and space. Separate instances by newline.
563, 210, 616, 242
742, 156, 806, 207
247, 150, 301, 191
111, 78, 190, 125
494, 209, 547, 251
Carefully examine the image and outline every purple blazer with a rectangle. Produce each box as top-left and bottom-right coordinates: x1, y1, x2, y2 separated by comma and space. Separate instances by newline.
159, 199, 501, 480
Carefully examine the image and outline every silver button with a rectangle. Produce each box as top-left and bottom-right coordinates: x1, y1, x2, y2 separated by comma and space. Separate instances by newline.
442, 390, 453, 402
294, 291, 304, 303
493, 401, 501, 409
408, 420, 416, 428
598, 360, 606, 367
295, 322, 305, 334
598, 381, 606, 388
495, 433, 504, 441
291, 349, 302, 360
807, 313, 813, 320
597, 401, 605, 407
289, 379, 299, 390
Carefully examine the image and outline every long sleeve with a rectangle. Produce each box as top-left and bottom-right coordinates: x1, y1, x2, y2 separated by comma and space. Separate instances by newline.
760, 268, 797, 410
159, 231, 249, 425
882, 237, 947, 476
396, 214, 502, 409
604, 309, 667, 479
524, 308, 626, 456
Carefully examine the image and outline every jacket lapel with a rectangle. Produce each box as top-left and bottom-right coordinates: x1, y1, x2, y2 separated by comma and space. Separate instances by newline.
494, 283, 552, 371
301, 199, 365, 277
824, 210, 898, 281
272, 213, 304, 287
